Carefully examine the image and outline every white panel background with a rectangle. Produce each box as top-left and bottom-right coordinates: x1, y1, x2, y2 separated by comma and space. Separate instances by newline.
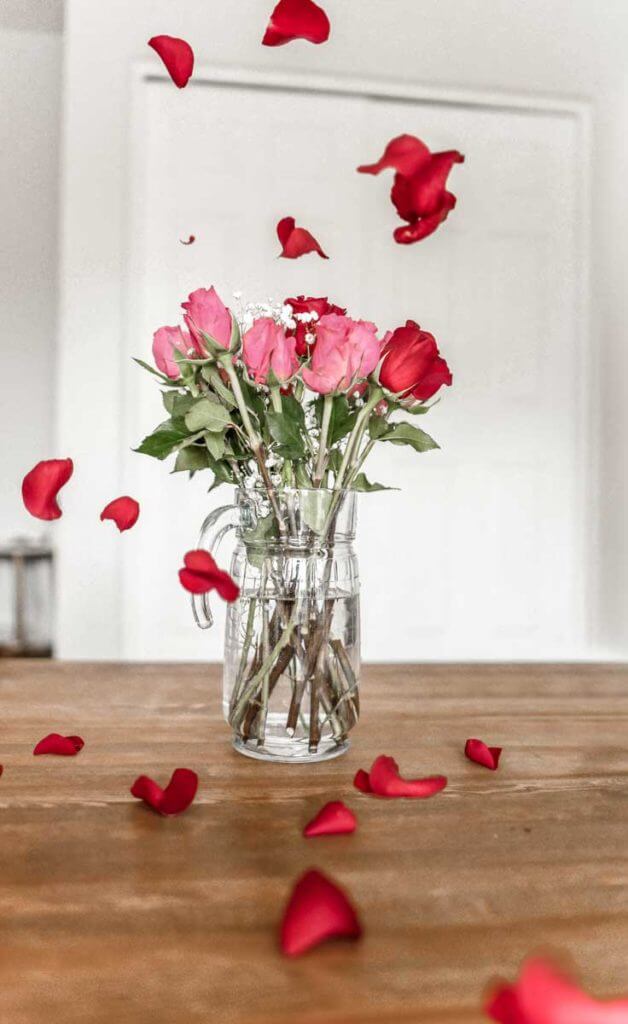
117, 71, 585, 662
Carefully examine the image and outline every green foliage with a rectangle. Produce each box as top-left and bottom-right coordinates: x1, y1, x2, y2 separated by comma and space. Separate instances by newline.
184, 397, 231, 433
173, 446, 210, 473
378, 422, 439, 452
351, 473, 397, 492
134, 424, 188, 460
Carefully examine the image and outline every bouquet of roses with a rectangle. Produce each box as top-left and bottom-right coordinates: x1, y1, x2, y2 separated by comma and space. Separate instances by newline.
137, 285, 451, 498
136, 284, 451, 757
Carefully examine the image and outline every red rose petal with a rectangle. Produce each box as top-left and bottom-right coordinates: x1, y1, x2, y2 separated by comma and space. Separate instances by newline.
357, 134, 432, 177
100, 496, 140, 533
303, 801, 357, 837
33, 733, 84, 756
368, 755, 447, 799
465, 738, 502, 771
353, 768, 372, 793
22, 459, 73, 521
277, 217, 328, 259
178, 549, 240, 601
180, 235, 196, 245
393, 192, 458, 245
485, 957, 628, 1024
280, 869, 362, 956
130, 768, 198, 816
262, 0, 330, 46
148, 35, 194, 88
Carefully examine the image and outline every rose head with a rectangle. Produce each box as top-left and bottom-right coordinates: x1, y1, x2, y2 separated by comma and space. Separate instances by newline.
181, 286, 232, 354
152, 325, 191, 379
302, 313, 382, 395
379, 320, 452, 401
284, 296, 347, 356
242, 317, 299, 385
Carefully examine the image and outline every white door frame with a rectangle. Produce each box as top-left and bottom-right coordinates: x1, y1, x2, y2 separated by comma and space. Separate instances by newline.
57, 62, 594, 657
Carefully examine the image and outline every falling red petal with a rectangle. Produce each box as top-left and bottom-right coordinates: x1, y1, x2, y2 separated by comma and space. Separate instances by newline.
130, 768, 199, 816
368, 755, 447, 799
277, 217, 328, 259
303, 801, 357, 837
280, 869, 362, 956
180, 235, 196, 245
353, 768, 372, 793
485, 957, 628, 1024
393, 194, 457, 244
262, 0, 330, 46
33, 733, 84, 756
465, 738, 502, 771
148, 35, 194, 88
357, 134, 432, 177
22, 459, 73, 521
179, 549, 240, 601
100, 496, 140, 533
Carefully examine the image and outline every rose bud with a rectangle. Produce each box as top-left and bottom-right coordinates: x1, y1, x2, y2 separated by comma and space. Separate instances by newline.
379, 320, 452, 401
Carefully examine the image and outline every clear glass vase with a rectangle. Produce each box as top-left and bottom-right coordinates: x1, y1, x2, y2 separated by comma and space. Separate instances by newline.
192, 487, 360, 762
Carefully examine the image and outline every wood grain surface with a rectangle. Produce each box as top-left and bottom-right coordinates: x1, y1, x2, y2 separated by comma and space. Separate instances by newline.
1, 661, 627, 1023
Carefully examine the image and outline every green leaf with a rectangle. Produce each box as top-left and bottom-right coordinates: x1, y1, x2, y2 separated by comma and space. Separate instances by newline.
204, 430, 226, 461
162, 391, 176, 415
185, 397, 231, 433
267, 410, 306, 459
379, 422, 439, 452
368, 415, 390, 440
328, 396, 358, 445
173, 446, 210, 473
133, 357, 178, 384
206, 455, 236, 490
201, 366, 237, 408
351, 473, 398, 493
134, 426, 188, 460
170, 394, 196, 420
301, 490, 332, 535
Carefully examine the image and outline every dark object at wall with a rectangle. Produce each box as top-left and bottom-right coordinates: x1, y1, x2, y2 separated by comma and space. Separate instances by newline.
0, 540, 53, 657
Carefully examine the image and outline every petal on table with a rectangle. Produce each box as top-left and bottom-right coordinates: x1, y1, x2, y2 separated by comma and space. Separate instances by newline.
368, 755, 447, 799
280, 869, 362, 956
465, 738, 502, 771
130, 768, 198, 816
303, 801, 357, 837
33, 733, 84, 756
353, 768, 372, 793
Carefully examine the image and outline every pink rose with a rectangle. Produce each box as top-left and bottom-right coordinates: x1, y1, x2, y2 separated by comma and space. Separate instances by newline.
301, 314, 382, 395
181, 286, 232, 354
152, 325, 191, 379
242, 317, 299, 385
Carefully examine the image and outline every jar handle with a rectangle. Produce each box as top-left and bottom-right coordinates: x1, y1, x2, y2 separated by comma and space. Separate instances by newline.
191, 504, 238, 630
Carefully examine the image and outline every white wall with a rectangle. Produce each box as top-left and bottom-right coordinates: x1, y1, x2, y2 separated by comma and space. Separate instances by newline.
0, 26, 62, 639
55, 0, 628, 659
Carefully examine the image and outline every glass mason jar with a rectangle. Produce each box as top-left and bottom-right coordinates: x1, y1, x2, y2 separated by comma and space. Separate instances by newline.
192, 487, 360, 763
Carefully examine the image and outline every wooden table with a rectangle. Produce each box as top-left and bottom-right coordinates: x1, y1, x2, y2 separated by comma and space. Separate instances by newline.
1, 662, 628, 1023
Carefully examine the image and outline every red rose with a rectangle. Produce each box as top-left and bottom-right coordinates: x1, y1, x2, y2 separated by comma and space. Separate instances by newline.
379, 321, 452, 400
285, 295, 346, 319
284, 295, 347, 356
